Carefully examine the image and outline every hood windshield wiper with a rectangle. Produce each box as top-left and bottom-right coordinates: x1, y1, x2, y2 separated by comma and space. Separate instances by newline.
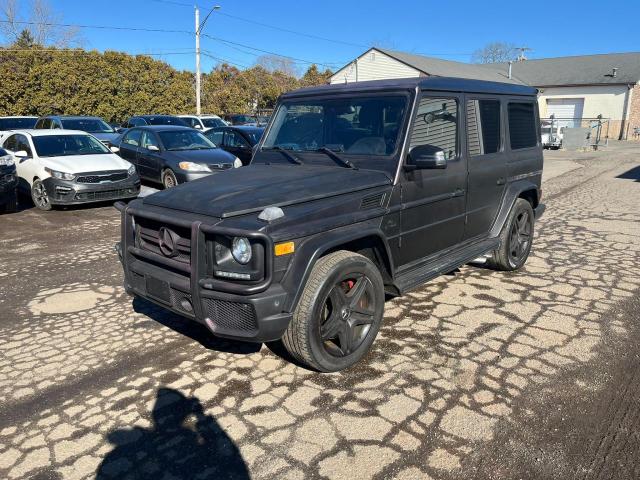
314, 146, 357, 169
263, 146, 303, 165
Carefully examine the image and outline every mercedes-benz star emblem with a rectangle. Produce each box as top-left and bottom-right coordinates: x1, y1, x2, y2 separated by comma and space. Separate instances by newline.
157, 227, 180, 258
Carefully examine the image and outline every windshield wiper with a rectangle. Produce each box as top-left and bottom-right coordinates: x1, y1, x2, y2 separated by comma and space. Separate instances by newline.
314, 146, 357, 169
263, 146, 303, 165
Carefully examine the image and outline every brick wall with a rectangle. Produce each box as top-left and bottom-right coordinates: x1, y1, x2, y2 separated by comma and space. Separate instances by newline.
627, 83, 640, 140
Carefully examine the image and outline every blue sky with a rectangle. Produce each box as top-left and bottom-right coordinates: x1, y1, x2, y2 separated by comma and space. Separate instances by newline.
29, 0, 640, 74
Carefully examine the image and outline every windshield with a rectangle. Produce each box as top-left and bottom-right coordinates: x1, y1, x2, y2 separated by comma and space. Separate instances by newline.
201, 117, 226, 128
60, 118, 114, 133
32, 134, 111, 157
158, 130, 216, 151
147, 116, 188, 126
0, 117, 37, 129
262, 96, 407, 157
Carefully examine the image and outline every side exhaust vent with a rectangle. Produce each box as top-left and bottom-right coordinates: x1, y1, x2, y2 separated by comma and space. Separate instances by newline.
360, 193, 385, 210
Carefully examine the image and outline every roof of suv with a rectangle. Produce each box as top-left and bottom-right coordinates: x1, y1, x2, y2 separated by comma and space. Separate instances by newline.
282, 76, 538, 98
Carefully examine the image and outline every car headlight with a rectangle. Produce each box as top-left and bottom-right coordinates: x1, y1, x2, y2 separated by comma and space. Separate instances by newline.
45, 167, 75, 180
231, 237, 252, 264
0, 154, 14, 166
127, 164, 136, 176
178, 161, 211, 172
233, 157, 242, 168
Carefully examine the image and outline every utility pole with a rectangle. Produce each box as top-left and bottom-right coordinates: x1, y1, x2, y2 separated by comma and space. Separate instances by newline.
195, 6, 201, 115
194, 4, 220, 115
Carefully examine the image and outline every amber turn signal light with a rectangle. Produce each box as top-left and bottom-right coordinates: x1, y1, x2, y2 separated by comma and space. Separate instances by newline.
274, 241, 295, 256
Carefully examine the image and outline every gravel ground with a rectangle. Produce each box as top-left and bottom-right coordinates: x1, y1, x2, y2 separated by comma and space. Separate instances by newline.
0, 142, 639, 480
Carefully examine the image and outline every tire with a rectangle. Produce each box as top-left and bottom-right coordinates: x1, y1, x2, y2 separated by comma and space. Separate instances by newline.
282, 250, 385, 372
161, 169, 178, 189
2, 191, 17, 213
488, 198, 534, 271
31, 179, 52, 211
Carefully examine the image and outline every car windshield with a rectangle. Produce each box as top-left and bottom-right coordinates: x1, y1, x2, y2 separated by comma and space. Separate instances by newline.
32, 134, 111, 157
158, 130, 216, 151
60, 118, 114, 133
201, 118, 226, 128
0, 117, 37, 129
261, 95, 407, 157
147, 117, 188, 126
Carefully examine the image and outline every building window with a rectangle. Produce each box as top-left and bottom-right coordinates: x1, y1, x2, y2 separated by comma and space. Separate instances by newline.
410, 97, 458, 160
467, 99, 501, 155
508, 102, 537, 150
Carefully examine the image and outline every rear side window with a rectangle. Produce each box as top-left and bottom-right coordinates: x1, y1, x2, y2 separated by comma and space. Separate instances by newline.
410, 96, 458, 160
508, 102, 537, 150
467, 99, 501, 155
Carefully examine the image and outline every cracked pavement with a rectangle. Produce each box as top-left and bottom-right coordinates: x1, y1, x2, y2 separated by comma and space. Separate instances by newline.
1, 142, 639, 479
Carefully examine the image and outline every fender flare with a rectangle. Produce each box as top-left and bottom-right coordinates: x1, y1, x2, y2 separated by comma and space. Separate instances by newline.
281, 224, 394, 313
490, 179, 540, 238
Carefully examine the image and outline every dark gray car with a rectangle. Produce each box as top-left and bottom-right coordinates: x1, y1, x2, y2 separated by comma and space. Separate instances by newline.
114, 126, 241, 188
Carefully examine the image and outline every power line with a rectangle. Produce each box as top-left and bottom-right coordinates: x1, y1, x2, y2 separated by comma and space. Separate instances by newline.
200, 50, 248, 69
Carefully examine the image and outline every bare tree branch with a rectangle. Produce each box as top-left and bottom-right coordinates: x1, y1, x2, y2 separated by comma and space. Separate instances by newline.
471, 42, 518, 64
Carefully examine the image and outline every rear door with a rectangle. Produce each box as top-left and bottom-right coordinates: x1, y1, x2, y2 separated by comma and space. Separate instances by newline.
138, 131, 163, 180
396, 92, 467, 267
463, 96, 507, 239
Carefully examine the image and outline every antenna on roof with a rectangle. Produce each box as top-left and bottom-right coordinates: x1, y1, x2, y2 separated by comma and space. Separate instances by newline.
515, 47, 532, 62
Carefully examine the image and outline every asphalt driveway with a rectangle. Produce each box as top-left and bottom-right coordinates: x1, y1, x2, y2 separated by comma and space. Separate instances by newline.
0, 142, 639, 480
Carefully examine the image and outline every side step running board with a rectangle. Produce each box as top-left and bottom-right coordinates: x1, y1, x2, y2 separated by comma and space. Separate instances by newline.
394, 238, 500, 294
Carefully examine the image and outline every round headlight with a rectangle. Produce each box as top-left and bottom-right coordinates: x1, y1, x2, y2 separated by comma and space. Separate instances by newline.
231, 237, 252, 264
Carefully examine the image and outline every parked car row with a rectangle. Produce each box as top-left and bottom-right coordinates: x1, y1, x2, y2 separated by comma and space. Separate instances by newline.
0, 114, 266, 212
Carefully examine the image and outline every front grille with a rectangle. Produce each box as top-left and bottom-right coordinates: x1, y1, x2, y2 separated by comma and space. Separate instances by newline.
135, 218, 192, 264
76, 170, 128, 183
74, 188, 136, 201
202, 298, 258, 332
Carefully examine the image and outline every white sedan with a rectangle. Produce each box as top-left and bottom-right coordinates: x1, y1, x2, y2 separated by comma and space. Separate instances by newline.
1, 130, 140, 211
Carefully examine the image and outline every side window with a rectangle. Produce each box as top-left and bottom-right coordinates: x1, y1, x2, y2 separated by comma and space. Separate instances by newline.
130, 118, 145, 127
467, 99, 501, 156
141, 131, 159, 150
16, 135, 32, 156
52, 120, 62, 129
123, 129, 142, 147
3, 134, 18, 151
35, 119, 44, 129
187, 118, 199, 128
410, 96, 458, 160
207, 130, 224, 146
225, 131, 249, 148
508, 102, 537, 150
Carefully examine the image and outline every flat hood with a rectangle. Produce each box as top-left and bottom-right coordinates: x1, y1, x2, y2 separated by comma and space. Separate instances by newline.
41, 153, 131, 174
143, 164, 391, 218
164, 148, 236, 166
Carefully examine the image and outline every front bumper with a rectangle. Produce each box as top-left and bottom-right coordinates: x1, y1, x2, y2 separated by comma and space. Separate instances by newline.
43, 175, 141, 205
115, 203, 292, 343
174, 169, 228, 184
0, 170, 17, 202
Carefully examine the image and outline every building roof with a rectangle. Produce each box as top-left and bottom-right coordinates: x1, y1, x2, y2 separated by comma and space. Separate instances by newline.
374, 48, 522, 84
478, 52, 640, 86
284, 76, 537, 98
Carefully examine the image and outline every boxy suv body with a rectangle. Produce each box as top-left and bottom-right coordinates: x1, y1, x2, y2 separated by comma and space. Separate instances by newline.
115, 77, 544, 371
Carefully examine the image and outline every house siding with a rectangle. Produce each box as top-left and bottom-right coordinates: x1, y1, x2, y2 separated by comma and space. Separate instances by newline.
330, 50, 421, 84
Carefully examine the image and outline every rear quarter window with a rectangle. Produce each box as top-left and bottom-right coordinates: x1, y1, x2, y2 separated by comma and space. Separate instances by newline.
508, 102, 537, 150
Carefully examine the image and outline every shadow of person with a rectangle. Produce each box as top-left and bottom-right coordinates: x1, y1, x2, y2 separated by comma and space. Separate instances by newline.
97, 388, 250, 480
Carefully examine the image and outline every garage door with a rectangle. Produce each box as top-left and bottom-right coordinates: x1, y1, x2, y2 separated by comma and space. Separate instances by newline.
546, 98, 584, 128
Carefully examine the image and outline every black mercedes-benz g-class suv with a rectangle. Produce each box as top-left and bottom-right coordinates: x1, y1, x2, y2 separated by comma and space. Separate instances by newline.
116, 77, 544, 372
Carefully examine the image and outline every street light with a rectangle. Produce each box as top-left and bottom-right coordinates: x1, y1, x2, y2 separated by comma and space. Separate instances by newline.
195, 4, 221, 115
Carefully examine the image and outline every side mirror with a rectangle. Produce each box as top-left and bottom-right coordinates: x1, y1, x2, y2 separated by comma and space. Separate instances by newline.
14, 150, 29, 159
110, 146, 120, 153
147, 145, 160, 152
405, 145, 447, 170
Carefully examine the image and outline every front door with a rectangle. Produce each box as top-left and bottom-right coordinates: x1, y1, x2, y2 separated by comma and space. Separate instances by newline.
224, 130, 252, 164
463, 97, 507, 239
396, 93, 467, 268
